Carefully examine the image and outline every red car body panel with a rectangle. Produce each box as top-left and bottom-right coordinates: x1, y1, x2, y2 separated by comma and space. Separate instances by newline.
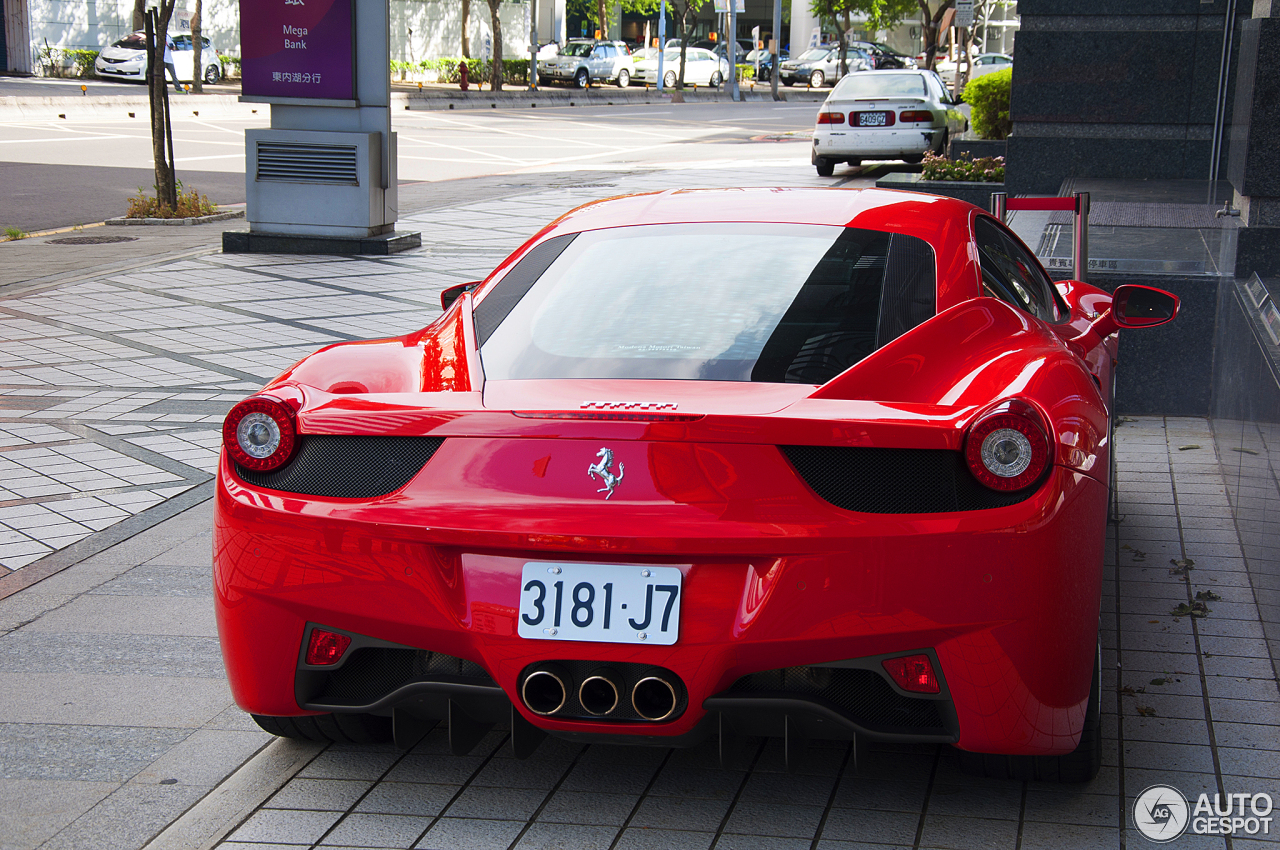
213, 188, 1166, 759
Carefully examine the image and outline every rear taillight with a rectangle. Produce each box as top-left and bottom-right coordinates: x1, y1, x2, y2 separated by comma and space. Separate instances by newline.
223, 395, 297, 472
883, 654, 940, 694
306, 628, 351, 665
964, 400, 1051, 492
816, 111, 845, 124
899, 110, 933, 122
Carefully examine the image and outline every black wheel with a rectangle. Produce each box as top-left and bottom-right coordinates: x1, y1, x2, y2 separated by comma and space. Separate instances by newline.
616, 69, 630, 88
709, 71, 723, 87
252, 712, 393, 744
810, 70, 825, 87
574, 68, 589, 88
204, 64, 221, 85
664, 70, 677, 89
846, 158, 862, 167
956, 644, 1102, 783
935, 130, 950, 155
815, 158, 835, 177
902, 154, 925, 164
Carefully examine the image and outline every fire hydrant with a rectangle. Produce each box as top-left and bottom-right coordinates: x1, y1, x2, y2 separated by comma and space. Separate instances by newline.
459, 62, 469, 91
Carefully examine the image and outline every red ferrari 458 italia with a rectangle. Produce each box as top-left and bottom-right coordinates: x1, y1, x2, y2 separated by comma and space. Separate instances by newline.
214, 188, 1178, 782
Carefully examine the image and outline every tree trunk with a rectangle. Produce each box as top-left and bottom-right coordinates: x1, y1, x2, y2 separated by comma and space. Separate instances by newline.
918, 0, 955, 71
597, 0, 607, 38
676, 3, 692, 87
191, 0, 203, 94
132, 0, 146, 32
837, 13, 848, 76
146, 2, 178, 210
462, 0, 471, 58
488, 0, 503, 91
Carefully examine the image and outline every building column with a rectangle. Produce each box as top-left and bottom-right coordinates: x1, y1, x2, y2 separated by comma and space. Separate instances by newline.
1229, 1, 1280, 277
789, 0, 816, 54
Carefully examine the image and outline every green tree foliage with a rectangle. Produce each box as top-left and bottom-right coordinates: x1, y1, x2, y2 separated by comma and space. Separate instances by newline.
916, 0, 954, 70
808, 0, 914, 76
567, 0, 661, 33
962, 66, 1011, 139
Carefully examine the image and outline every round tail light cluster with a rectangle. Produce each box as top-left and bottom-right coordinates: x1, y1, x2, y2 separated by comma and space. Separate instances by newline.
223, 396, 297, 472
964, 400, 1050, 492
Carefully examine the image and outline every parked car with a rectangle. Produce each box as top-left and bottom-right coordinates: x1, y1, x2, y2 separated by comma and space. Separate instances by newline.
537, 40, 634, 88
214, 185, 1177, 783
777, 46, 869, 88
848, 40, 916, 70
936, 52, 1013, 87
743, 48, 788, 82
633, 47, 729, 88
94, 31, 224, 84
812, 69, 968, 174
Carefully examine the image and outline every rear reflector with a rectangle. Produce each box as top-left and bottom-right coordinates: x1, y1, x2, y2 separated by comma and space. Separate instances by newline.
882, 654, 940, 693
306, 629, 352, 666
899, 110, 933, 122
816, 111, 845, 125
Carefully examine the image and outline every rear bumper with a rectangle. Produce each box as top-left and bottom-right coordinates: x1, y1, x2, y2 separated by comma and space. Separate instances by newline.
813, 128, 938, 158
214, 444, 1106, 756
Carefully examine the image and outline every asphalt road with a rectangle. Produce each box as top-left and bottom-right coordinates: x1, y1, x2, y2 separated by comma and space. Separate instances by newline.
0, 100, 916, 232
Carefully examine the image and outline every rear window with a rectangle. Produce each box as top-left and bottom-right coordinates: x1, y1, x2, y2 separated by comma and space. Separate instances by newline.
832, 73, 927, 99
478, 223, 936, 384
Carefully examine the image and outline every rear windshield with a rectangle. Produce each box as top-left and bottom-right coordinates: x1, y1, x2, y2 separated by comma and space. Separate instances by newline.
478, 223, 936, 384
833, 73, 927, 99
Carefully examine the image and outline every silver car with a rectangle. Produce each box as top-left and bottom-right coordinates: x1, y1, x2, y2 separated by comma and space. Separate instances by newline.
778, 46, 870, 88
811, 70, 969, 176
537, 40, 634, 88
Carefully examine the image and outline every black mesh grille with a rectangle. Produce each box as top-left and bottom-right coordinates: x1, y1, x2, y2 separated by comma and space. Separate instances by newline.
781, 445, 1037, 514
727, 666, 946, 734
234, 436, 443, 498
315, 648, 495, 706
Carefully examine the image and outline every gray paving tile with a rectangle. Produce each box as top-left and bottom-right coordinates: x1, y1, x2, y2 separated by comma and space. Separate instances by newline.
90, 563, 213, 597
298, 750, 402, 782
564, 760, 674, 797
819, 808, 920, 845
1023, 788, 1120, 827
445, 785, 548, 820
0, 778, 117, 850
0, 722, 190, 781
268, 778, 375, 812
353, 781, 457, 816
924, 781, 1022, 819
383, 752, 487, 785
716, 835, 813, 850
630, 795, 732, 832
40, 781, 205, 850
737, 771, 834, 806
916, 813, 1018, 849
611, 828, 714, 850
414, 817, 525, 850
320, 813, 434, 847
229, 808, 344, 844
722, 801, 825, 838
537, 790, 638, 826
0, 671, 232, 727
512, 822, 619, 850
0, 631, 225, 678
830, 778, 928, 813
471, 751, 578, 789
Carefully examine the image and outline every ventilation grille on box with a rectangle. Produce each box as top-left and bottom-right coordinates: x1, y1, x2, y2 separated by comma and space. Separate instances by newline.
256, 142, 359, 185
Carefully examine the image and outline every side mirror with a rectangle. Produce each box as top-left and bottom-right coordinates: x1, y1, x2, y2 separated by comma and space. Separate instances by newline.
1111, 284, 1179, 329
440, 281, 479, 311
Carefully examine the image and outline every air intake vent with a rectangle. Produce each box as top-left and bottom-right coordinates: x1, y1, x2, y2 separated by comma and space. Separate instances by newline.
781, 445, 1038, 513
256, 141, 359, 185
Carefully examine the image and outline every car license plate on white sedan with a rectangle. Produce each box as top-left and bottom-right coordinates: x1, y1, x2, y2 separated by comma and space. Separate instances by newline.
517, 563, 682, 645
857, 111, 890, 126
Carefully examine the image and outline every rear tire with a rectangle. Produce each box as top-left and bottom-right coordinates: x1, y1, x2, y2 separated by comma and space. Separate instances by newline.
204, 64, 221, 85
902, 155, 925, 164
815, 158, 835, 177
616, 69, 630, 88
810, 70, 825, 87
709, 71, 723, 87
574, 68, 589, 88
664, 70, 677, 89
252, 712, 393, 744
846, 158, 863, 167
956, 644, 1102, 783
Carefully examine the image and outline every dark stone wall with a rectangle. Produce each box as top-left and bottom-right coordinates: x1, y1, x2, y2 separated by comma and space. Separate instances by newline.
1227, 17, 1280, 277
1078, 273, 1222, 416
1006, 1, 1248, 194
1210, 278, 1280, 671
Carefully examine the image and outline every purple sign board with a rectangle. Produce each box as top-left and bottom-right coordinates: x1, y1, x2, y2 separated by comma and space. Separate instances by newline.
241, 0, 354, 101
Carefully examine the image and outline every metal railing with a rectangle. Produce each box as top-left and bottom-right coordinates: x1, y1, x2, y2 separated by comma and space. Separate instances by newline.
990, 191, 1091, 282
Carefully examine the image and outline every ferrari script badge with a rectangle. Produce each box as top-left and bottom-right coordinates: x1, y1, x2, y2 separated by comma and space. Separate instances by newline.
588, 447, 625, 499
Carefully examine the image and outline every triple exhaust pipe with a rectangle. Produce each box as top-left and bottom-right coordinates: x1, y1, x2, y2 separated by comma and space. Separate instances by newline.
521, 664, 680, 722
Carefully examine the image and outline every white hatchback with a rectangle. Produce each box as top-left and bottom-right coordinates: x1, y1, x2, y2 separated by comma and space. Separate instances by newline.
811, 70, 968, 176
94, 31, 224, 84
633, 47, 730, 88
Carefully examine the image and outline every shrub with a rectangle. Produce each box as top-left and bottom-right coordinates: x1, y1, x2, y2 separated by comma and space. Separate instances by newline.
65, 49, 99, 78
126, 185, 218, 219
962, 67, 1012, 140
921, 151, 1005, 183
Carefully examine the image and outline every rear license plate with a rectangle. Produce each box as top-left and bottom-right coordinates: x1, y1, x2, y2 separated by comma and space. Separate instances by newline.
517, 562, 682, 645
857, 111, 890, 126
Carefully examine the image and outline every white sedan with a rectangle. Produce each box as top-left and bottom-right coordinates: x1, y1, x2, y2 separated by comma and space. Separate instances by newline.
811, 70, 968, 176
633, 47, 730, 88
95, 31, 224, 84
935, 52, 1012, 88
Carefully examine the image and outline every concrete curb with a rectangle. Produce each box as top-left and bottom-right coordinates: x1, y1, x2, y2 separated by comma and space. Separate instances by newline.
141, 738, 326, 850
395, 87, 826, 111
0, 93, 261, 122
106, 210, 245, 226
